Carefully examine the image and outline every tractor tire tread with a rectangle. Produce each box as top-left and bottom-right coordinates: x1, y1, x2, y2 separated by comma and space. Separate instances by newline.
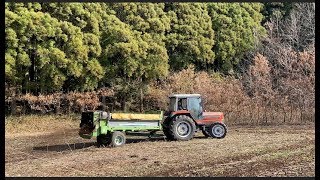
208, 122, 227, 139
168, 115, 196, 141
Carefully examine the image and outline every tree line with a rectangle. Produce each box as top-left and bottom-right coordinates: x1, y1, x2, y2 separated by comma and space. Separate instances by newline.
5, 3, 315, 123
5, 2, 267, 93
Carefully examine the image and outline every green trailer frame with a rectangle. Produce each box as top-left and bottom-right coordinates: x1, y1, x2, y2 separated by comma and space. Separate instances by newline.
79, 111, 164, 140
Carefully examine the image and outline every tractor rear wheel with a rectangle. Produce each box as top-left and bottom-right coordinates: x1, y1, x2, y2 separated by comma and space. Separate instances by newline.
208, 123, 227, 139
162, 117, 175, 140
110, 131, 126, 147
169, 115, 196, 141
163, 125, 175, 140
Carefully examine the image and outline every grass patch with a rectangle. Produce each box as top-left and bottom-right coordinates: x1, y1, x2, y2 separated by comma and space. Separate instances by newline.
5, 114, 80, 135
266, 145, 314, 160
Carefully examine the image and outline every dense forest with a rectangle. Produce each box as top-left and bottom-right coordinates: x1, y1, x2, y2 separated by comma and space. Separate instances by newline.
5, 3, 315, 125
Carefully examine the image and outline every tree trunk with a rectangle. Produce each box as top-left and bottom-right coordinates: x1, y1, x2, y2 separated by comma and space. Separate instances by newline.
250, 104, 254, 124
80, 105, 84, 113
289, 102, 293, 124
22, 68, 27, 94
272, 107, 275, 124
11, 98, 16, 115
283, 107, 286, 123
140, 87, 144, 113
299, 103, 303, 123
67, 100, 71, 114
29, 35, 37, 95
121, 96, 127, 112
264, 107, 268, 125
55, 102, 60, 114
257, 106, 260, 125
102, 96, 106, 111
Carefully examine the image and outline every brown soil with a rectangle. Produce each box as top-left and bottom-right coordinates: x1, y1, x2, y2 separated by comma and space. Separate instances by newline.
5, 123, 315, 177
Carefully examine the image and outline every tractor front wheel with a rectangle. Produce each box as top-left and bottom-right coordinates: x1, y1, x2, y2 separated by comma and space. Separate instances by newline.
169, 115, 196, 141
208, 123, 227, 139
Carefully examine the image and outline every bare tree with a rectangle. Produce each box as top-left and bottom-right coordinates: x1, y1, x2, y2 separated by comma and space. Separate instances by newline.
266, 3, 315, 51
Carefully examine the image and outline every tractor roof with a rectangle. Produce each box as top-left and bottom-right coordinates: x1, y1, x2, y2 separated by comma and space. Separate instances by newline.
169, 94, 201, 98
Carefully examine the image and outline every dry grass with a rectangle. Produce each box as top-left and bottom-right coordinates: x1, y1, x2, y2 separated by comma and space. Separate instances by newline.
5, 114, 79, 137
5, 115, 315, 177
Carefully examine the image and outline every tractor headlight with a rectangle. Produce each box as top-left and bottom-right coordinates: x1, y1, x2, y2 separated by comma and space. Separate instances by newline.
100, 111, 111, 120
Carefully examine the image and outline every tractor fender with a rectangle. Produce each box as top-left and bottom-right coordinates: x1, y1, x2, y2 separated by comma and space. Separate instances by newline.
212, 121, 227, 128
166, 112, 198, 126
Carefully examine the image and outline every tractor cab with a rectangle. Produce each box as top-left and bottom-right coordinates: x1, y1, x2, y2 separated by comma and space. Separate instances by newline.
168, 94, 204, 120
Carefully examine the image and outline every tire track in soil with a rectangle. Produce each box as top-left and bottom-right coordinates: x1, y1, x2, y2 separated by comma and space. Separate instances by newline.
208, 145, 314, 177
150, 138, 314, 176
5, 125, 315, 176
5, 128, 96, 164
6, 128, 163, 164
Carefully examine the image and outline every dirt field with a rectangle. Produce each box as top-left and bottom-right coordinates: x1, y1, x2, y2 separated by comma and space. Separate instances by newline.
5, 116, 315, 177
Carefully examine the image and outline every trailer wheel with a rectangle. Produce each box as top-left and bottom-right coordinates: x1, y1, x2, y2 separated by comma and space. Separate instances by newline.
97, 133, 111, 147
208, 123, 227, 139
169, 115, 196, 141
110, 131, 126, 147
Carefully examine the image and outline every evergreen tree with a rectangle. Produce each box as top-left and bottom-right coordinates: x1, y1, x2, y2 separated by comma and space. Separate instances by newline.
102, 3, 170, 111
262, 2, 293, 24
208, 3, 266, 74
165, 3, 215, 71
5, 3, 105, 93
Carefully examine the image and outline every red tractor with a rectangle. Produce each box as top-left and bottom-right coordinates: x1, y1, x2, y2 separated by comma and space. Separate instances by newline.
162, 94, 227, 140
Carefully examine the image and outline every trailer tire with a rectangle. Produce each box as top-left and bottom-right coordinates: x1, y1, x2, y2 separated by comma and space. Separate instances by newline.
97, 133, 111, 147
169, 115, 196, 141
110, 131, 126, 147
208, 123, 227, 139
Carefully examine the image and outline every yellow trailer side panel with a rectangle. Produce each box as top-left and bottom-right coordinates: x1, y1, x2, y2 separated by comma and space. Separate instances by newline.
111, 113, 162, 121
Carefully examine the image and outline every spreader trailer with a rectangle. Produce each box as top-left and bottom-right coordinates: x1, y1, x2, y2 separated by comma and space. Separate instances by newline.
79, 94, 227, 147
79, 111, 163, 147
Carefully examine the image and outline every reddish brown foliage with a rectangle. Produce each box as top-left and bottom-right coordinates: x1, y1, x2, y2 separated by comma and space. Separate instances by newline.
6, 50, 314, 126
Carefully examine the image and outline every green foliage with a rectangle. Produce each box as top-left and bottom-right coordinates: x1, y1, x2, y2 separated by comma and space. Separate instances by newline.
99, 3, 170, 111
107, 3, 169, 81
5, 2, 271, 95
165, 3, 215, 71
207, 3, 266, 74
5, 3, 105, 92
262, 2, 293, 23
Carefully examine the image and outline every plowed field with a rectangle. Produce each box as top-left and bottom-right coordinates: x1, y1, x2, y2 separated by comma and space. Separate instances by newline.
5, 116, 315, 177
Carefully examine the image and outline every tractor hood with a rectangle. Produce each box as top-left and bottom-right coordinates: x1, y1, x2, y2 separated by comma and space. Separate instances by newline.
202, 112, 224, 121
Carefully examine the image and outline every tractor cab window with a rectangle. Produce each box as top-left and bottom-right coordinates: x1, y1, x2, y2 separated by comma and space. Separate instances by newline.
199, 97, 203, 112
178, 98, 187, 110
188, 97, 203, 119
169, 97, 177, 111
